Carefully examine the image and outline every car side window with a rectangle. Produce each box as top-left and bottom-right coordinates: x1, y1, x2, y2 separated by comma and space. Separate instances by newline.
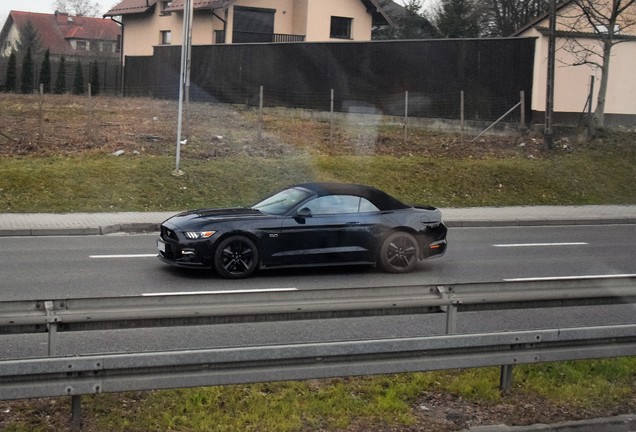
304, 195, 379, 215
358, 197, 380, 213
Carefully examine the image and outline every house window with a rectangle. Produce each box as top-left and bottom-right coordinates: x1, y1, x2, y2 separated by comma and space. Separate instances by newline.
330, 16, 352, 39
233, 6, 275, 43
76, 40, 88, 50
100, 42, 114, 52
160, 1, 172, 15
160, 30, 172, 45
595, 24, 620, 34
214, 30, 226, 44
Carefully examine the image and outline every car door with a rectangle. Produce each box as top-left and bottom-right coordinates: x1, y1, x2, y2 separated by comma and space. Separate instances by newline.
265, 195, 378, 267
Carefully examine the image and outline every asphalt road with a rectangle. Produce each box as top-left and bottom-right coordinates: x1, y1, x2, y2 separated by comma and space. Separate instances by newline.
0, 225, 635, 300
1, 224, 635, 359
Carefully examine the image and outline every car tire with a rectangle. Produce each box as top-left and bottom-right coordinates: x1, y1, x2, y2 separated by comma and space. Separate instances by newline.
378, 231, 419, 274
213, 235, 259, 279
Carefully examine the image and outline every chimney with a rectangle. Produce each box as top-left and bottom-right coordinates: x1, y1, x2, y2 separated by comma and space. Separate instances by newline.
55, 11, 70, 25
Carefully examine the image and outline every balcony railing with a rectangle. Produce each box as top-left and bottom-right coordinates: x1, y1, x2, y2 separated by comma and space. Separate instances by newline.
229, 31, 306, 43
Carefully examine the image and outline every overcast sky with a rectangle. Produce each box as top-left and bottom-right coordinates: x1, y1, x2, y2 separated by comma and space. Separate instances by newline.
0, 1, 113, 23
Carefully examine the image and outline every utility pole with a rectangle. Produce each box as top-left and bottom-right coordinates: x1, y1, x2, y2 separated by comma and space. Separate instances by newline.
544, 0, 556, 150
174, 0, 193, 176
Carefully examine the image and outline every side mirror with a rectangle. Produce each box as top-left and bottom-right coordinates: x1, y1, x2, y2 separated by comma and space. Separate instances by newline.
296, 207, 312, 218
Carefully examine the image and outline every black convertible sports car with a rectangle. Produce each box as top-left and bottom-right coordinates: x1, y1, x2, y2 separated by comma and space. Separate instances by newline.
157, 183, 447, 278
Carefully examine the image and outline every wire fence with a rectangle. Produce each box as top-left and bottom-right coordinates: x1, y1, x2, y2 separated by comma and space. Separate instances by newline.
129, 82, 527, 127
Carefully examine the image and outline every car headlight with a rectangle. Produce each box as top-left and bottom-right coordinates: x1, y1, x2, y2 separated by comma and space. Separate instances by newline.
183, 231, 216, 239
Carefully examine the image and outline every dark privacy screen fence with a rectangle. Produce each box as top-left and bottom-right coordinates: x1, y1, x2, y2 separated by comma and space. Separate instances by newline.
124, 38, 535, 122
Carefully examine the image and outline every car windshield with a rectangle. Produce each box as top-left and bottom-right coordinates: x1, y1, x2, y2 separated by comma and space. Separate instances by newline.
252, 187, 313, 215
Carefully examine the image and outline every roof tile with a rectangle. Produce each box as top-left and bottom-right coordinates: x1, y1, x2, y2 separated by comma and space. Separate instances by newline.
4, 11, 120, 57
104, 0, 157, 16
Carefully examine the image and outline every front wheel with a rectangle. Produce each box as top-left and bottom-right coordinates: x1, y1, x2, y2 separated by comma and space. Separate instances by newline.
378, 231, 419, 274
213, 235, 259, 279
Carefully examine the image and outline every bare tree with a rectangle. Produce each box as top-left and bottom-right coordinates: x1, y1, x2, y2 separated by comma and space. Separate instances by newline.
558, 0, 636, 132
480, 0, 548, 36
52, 0, 102, 17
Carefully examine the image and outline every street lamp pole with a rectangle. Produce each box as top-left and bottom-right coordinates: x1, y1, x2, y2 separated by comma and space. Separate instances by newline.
174, 0, 193, 175
544, 0, 556, 150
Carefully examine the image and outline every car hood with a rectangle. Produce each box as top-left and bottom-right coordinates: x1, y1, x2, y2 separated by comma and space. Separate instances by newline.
164, 207, 266, 229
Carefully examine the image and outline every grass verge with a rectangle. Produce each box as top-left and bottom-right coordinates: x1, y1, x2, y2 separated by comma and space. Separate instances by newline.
2, 359, 635, 431
1, 147, 635, 212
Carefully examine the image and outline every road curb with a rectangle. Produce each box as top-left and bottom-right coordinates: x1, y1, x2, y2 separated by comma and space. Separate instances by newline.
100, 223, 162, 235
444, 218, 636, 227
0, 206, 635, 236
463, 414, 636, 432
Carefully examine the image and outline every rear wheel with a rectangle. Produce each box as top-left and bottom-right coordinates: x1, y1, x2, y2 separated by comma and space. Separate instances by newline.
213, 235, 259, 279
378, 231, 419, 273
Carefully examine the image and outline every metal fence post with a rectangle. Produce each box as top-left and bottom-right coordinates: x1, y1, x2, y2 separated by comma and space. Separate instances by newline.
38, 84, 44, 144
404, 90, 408, 144
87, 83, 92, 143
460, 90, 465, 143
258, 85, 264, 142
330, 88, 334, 145
520, 91, 526, 131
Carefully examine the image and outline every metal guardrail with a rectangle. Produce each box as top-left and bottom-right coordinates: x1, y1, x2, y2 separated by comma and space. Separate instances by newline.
1, 276, 635, 403
2, 277, 635, 335
2, 324, 635, 401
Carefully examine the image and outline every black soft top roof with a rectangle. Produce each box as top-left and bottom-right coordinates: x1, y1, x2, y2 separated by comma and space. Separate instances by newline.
294, 182, 408, 211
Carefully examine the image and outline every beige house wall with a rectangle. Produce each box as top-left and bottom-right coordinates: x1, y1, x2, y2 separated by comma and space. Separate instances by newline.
522, 1, 636, 118
122, 8, 222, 58
292, 0, 308, 36
305, 0, 372, 41
120, 0, 376, 59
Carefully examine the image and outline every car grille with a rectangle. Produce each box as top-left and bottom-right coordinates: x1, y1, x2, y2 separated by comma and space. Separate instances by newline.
161, 226, 178, 241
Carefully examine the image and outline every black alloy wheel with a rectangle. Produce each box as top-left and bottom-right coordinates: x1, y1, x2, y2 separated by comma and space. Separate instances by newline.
379, 231, 419, 273
213, 235, 259, 279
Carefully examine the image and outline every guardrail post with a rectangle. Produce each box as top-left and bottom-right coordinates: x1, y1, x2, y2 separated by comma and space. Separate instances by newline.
437, 286, 460, 335
72, 395, 82, 430
45, 301, 83, 429
445, 303, 458, 335
45, 301, 58, 356
500, 364, 514, 392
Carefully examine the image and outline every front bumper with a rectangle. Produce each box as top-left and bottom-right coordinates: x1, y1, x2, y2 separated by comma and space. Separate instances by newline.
157, 235, 213, 269
422, 239, 447, 259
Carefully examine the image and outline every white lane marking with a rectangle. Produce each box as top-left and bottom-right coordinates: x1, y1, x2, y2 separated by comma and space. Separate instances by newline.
143, 288, 299, 297
504, 274, 636, 282
493, 242, 588, 247
90, 254, 158, 258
